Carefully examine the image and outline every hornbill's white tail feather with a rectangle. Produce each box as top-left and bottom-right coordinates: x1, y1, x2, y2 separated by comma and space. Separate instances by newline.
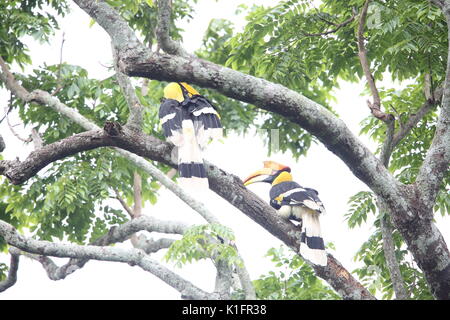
294, 207, 327, 266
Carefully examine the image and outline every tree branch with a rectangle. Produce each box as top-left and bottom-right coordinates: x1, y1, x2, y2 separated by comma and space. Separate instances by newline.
378, 199, 409, 299
0, 252, 20, 292
0, 129, 114, 184
11, 215, 188, 281
0, 219, 215, 299
415, 3, 450, 211
112, 46, 144, 131
303, 9, 357, 37
391, 86, 443, 148
114, 190, 135, 218
132, 235, 175, 254
357, 0, 394, 123
155, 0, 190, 56
0, 134, 5, 153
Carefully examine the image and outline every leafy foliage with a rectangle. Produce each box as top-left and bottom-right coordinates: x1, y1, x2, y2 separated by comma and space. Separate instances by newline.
252, 246, 340, 300
344, 191, 377, 228
1, 60, 166, 245
353, 226, 433, 299
165, 224, 242, 268
0, 0, 69, 68
104, 0, 197, 46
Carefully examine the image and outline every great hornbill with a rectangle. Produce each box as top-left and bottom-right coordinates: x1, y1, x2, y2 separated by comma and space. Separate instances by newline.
243, 161, 327, 266
159, 82, 222, 188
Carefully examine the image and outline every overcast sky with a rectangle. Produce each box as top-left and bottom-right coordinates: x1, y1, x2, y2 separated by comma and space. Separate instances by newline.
1, 0, 449, 300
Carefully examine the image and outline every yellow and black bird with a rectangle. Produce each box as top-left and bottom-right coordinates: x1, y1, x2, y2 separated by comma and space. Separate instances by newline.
243, 161, 327, 266
159, 82, 222, 187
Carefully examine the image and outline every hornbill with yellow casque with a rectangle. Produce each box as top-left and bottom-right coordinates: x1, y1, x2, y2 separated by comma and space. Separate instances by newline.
243, 161, 327, 266
159, 82, 222, 187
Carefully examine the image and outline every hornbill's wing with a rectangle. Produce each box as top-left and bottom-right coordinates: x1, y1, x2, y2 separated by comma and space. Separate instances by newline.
159, 98, 184, 146
178, 83, 222, 148
271, 182, 326, 214
284, 188, 326, 214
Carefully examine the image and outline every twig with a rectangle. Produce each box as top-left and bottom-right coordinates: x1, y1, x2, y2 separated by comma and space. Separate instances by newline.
52, 32, 66, 96
303, 8, 357, 37
357, 0, 393, 122
133, 172, 142, 218
391, 85, 443, 149
5, 107, 32, 143
112, 45, 144, 131
114, 190, 135, 218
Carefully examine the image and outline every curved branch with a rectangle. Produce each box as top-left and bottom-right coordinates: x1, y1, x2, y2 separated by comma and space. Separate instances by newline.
9, 215, 187, 281
303, 8, 357, 37
155, 0, 190, 56
112, 46, 144, 131
0, 253, 20, 292
0, 220, 215, 299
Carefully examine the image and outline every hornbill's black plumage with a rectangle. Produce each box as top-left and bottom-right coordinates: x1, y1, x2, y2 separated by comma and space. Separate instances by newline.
158, 82, 222, 188
243, 161, 327, 266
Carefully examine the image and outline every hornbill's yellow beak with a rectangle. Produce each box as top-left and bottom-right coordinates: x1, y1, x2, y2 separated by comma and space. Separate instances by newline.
243, 168, 274, 186
243, 161, 291, 186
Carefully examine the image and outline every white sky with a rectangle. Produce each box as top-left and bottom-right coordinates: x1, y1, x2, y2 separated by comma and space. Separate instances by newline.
0, 0, 449, 300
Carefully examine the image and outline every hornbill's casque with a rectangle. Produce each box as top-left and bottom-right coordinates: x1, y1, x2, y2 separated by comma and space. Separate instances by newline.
243, 161, 328, 266
159, 82, 222, 188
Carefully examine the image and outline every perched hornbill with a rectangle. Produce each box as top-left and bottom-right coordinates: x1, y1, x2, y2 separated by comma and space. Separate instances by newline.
243, 161, 327, 266
159, 82, 222, 188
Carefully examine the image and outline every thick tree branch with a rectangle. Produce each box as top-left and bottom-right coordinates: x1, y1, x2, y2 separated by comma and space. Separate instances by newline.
0, 253, 20, 292
0, 129, 116, 184
8, 215, 186, 281
132, 235, 175, 254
